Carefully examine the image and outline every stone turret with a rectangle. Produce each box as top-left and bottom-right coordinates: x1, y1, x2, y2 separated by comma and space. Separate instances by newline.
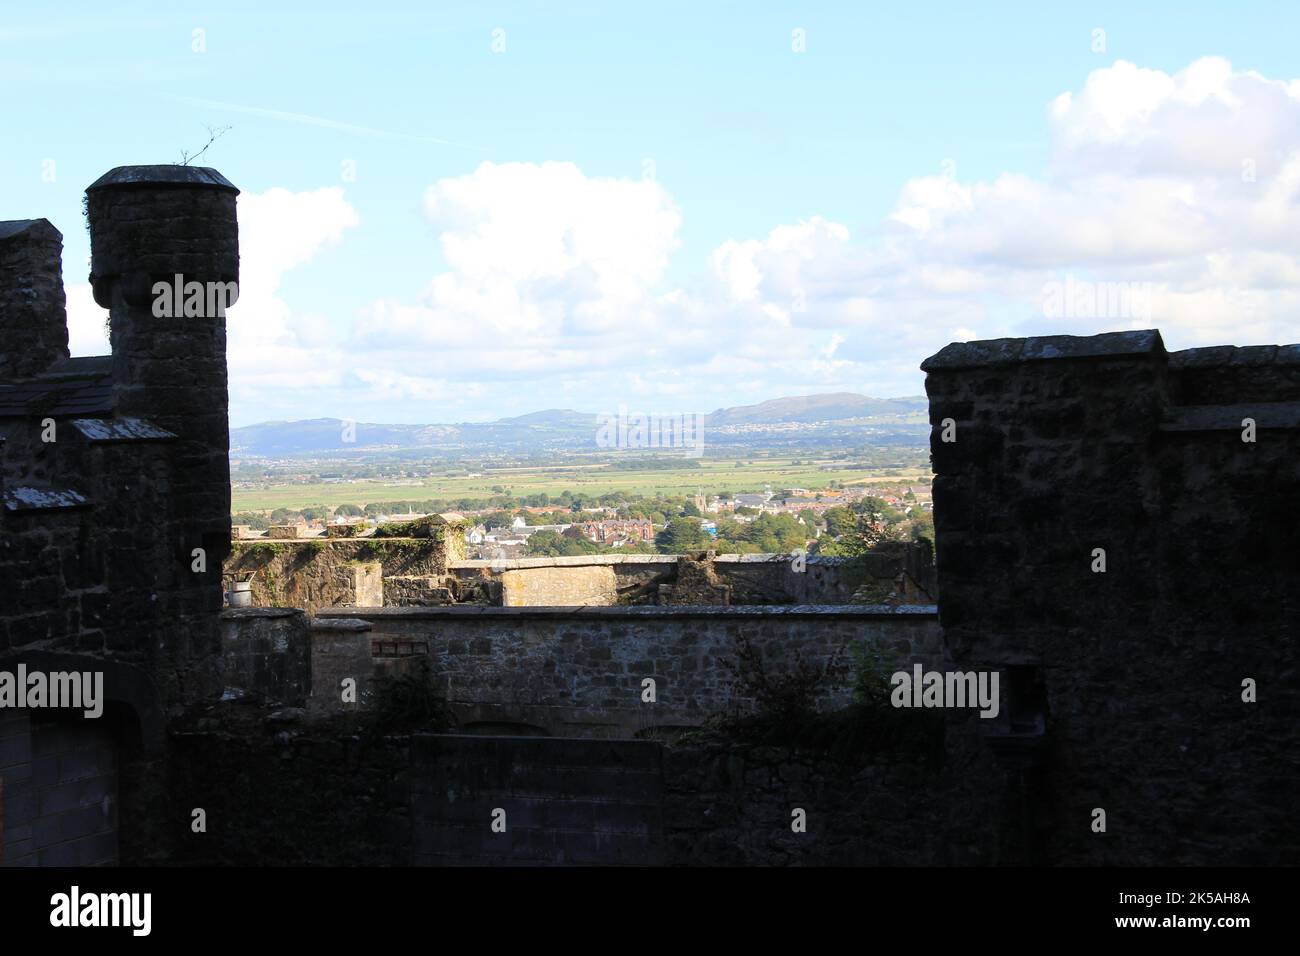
86, 165, 237, 437
85, 164, 239, 581
83, 166, 240, 701
0, 218, 69, 380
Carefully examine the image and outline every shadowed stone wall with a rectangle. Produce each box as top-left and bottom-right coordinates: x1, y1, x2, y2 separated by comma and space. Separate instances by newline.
315, 605, 943, 737
922, 329, 1300, 865
1, 167, 240, 712
0, 220, 68, 381
126, 723, 979, 867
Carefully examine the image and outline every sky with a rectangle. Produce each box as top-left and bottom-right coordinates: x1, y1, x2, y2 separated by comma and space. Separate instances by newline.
3, 1, 1300, 427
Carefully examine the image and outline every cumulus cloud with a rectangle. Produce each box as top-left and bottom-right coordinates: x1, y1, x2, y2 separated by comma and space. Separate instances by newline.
708, 55, 1300, 382
67, 58, 1300, 423
340, 55, 1300, 416
356, 161, 681, 349
66, 186, 362, 424
222, 187, 360, 419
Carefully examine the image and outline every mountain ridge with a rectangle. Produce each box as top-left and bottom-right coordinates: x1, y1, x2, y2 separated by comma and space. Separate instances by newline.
230, 392, 929, 457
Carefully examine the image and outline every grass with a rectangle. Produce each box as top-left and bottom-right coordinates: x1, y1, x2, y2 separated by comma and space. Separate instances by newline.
231, 452, 932, 512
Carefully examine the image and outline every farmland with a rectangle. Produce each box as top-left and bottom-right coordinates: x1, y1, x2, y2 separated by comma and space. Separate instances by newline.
230, 449, 932, 513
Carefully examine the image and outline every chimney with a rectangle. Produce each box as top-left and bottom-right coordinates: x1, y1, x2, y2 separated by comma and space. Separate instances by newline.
0, 218, 69, 379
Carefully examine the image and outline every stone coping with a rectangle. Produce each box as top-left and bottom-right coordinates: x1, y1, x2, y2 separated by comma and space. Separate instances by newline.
921, 329, 1164, 371
1169, 344, 1300, 367
316, 604, 938, 620
86, 164, 238, 193
922, 330, 1300, 373
1160, 402, 1300, 431
308, 617, 374, 632
452, 553, 862, 569
0, 218, 56, 240
221, 607, 305, 620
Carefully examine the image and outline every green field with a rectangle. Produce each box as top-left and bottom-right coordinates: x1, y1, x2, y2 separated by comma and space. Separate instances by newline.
231, 452, 933, 512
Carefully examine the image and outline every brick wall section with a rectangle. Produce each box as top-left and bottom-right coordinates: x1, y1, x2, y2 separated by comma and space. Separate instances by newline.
922, 329, 1300, 865
119, 722, 994, 866
662, 738, 1000, 865
134, 717, 413, 866
129, 723, 666, 866
0, 711, 32, 864
1, 713, 117, 866
220, 608, 311, 706
411, 735, 663, 865
315, 605, 944, 737
307, 618, 373, 717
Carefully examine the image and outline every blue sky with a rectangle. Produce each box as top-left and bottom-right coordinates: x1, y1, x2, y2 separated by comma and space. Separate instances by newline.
4, 1, 1300, 426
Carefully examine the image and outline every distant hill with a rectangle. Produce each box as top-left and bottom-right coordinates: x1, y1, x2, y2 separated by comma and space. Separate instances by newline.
704, 393, 926, 426
229, 393, 928, 458
229, 418, 460, 456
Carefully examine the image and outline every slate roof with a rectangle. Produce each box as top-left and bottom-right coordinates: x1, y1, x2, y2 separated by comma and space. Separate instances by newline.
70, 417, 175, 441
0, 355, 114, 418
3, 486, 90, 512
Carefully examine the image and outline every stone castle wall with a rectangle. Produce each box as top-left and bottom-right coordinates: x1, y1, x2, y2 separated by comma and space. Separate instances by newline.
313, 605, 943, 737
2, 168, 239, 714
923, 330, 1300, 865
123, 722, 985, 867
221, 543, 934, 612
223, 539, 446, 614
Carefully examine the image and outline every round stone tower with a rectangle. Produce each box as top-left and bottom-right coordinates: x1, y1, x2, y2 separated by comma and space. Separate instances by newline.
84, 165, 240, 702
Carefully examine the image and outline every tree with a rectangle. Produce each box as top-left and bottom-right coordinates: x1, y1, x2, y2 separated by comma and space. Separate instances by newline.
656, 517, 709, 554
482, 510, 514, 530
820, 503, 895, 557
740, 513, 806, 553
334, 503, 363, 517
232, 511, 270, 530
909, 509, 935, 543
823, 506, 857, 538
859, 495, 904, 525
526, 530, 599, 557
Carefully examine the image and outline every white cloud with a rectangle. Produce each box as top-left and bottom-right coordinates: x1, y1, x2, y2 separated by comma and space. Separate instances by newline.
354, 161, 682, 350
75, 57, 1300, 423
712, 55, 1300, 378
341, 55, 1300, 410
66, 186, 363, 425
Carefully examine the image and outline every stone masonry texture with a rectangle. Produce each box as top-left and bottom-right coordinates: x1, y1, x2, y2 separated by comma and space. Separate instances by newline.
922, 329, 1300, 865
5, 163, 1297, 869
